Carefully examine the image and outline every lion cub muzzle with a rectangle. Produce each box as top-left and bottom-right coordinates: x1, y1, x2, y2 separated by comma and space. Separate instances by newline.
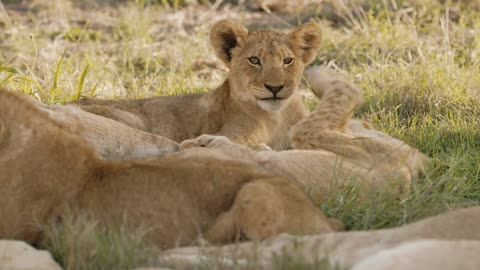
262, 84, 285, 100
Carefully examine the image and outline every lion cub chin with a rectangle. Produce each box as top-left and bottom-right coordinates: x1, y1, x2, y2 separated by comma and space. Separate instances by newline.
71, 19, 323, 150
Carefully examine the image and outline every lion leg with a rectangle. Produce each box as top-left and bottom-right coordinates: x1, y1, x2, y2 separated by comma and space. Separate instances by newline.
294, 67, 428, 189
291, 68, 369, 156
205, 177, 340, 244
205, 181, 284, 244
293, 67, 410, 161
203, 211, 238, 243
301, 66, 364, 131
232, 181, 285, 241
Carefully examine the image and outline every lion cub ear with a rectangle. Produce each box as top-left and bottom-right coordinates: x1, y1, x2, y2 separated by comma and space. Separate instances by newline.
288, 22, 322, 65
210, 20, 249, 66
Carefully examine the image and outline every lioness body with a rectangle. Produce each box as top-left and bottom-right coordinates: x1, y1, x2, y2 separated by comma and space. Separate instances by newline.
77, 152, 339, 247
351, 240, 480, 270
71, 20, 323, 150
161, 207, 480, 269
0, 89, 340, 249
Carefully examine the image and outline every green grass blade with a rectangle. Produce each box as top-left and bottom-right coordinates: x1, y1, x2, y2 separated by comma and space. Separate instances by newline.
74, 64, 89, 100
50, 49, 66, 104
89, 80, 99, 96
0, 66, 19, 73
0, 73, 14, 87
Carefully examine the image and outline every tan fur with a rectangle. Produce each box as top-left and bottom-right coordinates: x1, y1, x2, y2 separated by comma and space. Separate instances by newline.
0, 91, 178, 161
180, 67, 428, 200
351, 240, 480, 270
34, 98, 178, 160
0, 89, 342, 249
70, 20, 323, 150
159, 207, 480, 269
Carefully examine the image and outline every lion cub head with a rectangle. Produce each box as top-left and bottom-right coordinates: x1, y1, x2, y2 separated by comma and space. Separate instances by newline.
210, 20, 322, 111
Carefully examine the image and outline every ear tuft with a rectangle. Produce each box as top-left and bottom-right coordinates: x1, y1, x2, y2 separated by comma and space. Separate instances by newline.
210, 20, 248, 66
288, 22, 322, 65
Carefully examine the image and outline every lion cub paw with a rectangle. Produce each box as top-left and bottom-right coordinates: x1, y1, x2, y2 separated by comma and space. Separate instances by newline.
180, 134, 232, 150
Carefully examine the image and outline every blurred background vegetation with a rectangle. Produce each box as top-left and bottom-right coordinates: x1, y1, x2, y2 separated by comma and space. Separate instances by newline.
1, 0, 479, 269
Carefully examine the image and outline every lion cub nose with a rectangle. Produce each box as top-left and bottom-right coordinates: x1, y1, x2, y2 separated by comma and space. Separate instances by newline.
264, 84, 285, 95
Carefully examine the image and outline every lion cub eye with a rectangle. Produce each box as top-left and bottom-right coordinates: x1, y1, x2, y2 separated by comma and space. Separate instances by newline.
248, 57, 261, 66
283, 57, 294, 65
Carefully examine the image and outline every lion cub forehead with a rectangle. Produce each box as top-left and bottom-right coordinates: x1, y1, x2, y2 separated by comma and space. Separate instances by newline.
248, 29, 286, 42
243, 30, 292, 57
243, 42, 293, 60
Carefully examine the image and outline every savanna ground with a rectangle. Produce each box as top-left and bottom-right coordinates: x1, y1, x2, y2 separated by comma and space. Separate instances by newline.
1, 0, 479, 269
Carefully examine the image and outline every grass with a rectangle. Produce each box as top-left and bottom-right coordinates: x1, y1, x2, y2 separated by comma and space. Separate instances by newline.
315, 0, 480, 231
40, 212, 159, 270
1, 0, 480, 269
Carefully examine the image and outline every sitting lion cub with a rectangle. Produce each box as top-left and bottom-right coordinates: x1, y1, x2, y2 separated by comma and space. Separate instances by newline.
181, 67, 428, 199
71, 20, 323, 150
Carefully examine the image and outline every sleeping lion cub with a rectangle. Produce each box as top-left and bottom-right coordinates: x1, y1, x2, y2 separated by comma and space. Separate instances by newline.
181, 67, 428, 199
71, 19, 323, 150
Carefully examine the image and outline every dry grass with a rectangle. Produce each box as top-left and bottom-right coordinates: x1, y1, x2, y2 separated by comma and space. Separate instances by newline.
1, 0, 480, 269
40, 211, 159, 270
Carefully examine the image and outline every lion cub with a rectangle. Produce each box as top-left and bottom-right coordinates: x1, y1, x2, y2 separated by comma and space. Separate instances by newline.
71, 20, 323, 150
